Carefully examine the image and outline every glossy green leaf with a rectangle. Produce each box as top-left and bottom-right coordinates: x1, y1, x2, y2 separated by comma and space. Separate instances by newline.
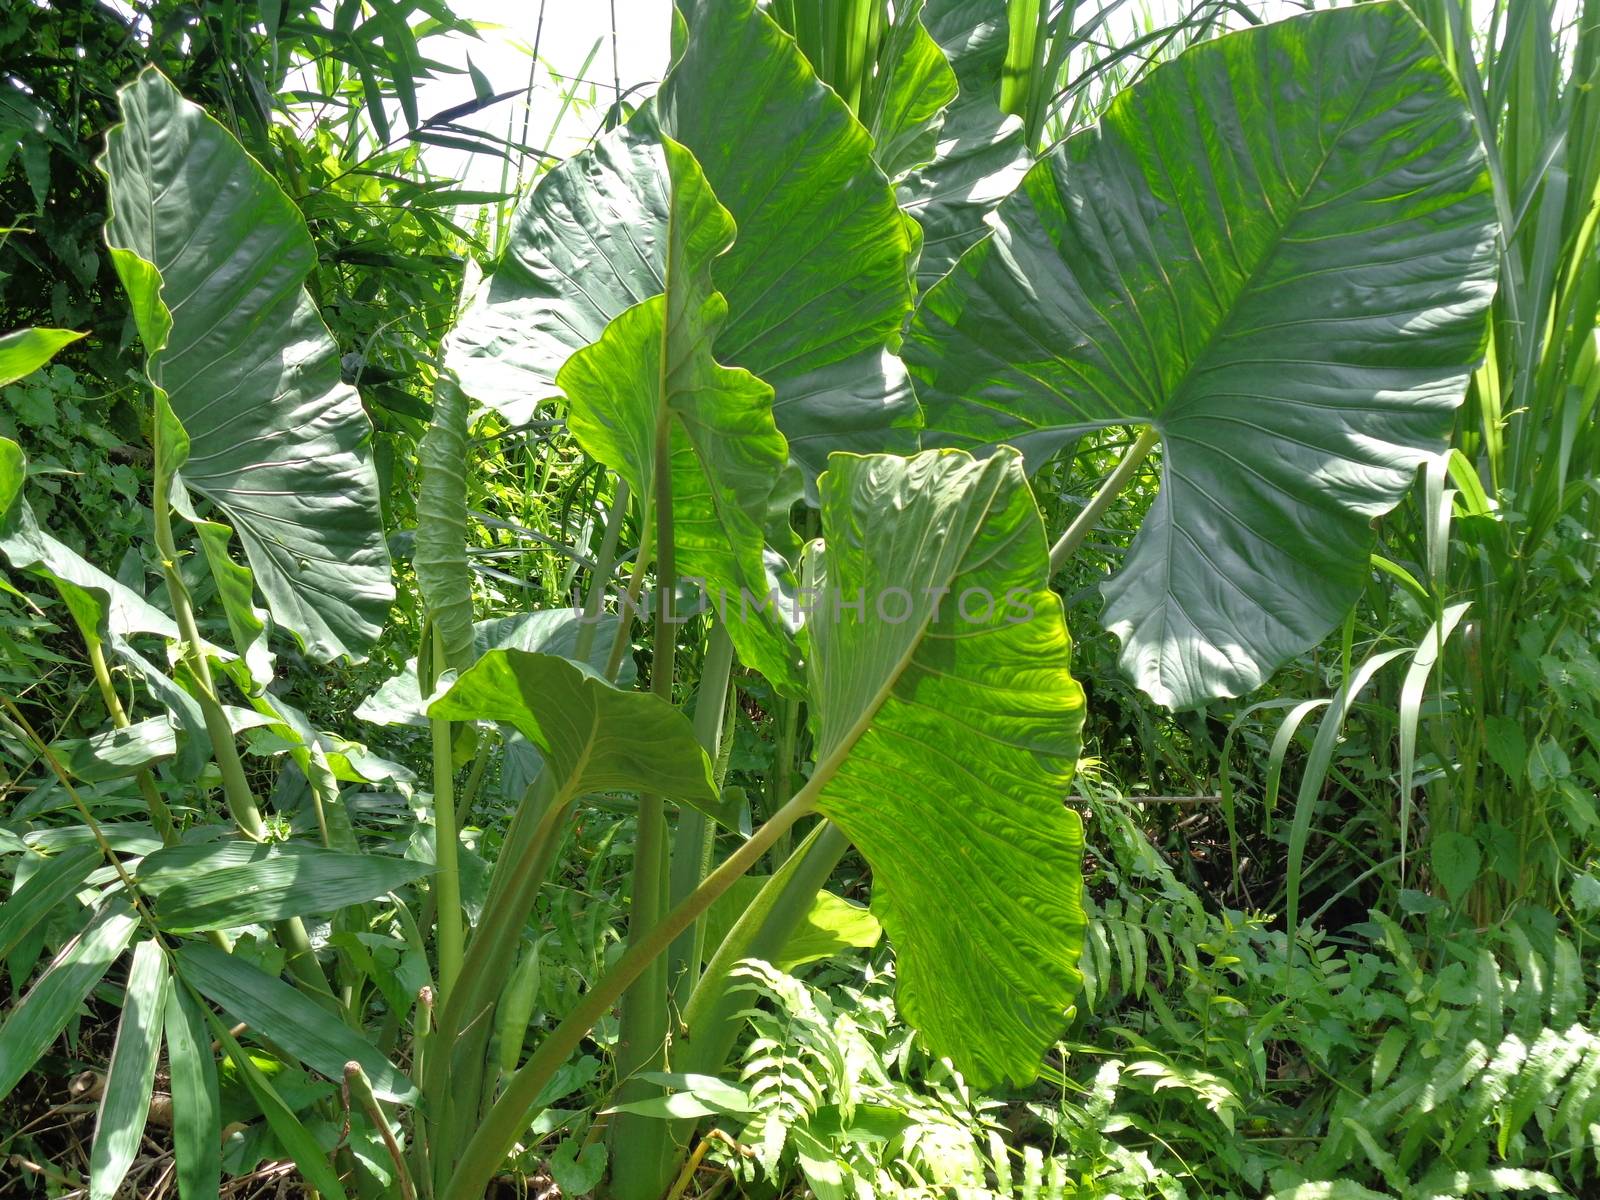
662, 0, 921, 478
89, 939, 169, 1200
355, 608, 633, 729
0, 845, 99, 960
100, 68, 392, 661
427, 649, 721, 822
0, 898, 139, 1103
899, 0, 1029, 289
447, 119, 670, 424
175, 942, 415, 1103
802, 449, 1085, 1087
556, 137, 800, 691
0, 326, 85, 387
145, 842, 430, 932
907, 4, 1498, 708
164, 984, 222, 1200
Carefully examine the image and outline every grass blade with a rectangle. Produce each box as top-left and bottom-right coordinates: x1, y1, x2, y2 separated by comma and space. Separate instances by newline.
164, 983, 222, 1200
0, 897, 139, 1102
89, 938, 169, 1200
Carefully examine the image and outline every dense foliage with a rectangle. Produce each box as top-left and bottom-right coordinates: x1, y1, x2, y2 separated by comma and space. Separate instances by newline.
2, 1, 1597, 1199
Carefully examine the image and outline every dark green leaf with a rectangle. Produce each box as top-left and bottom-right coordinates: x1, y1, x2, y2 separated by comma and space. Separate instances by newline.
907, 4, 1498, 707
100, 69, 393, 661
175, 942, 415, 1103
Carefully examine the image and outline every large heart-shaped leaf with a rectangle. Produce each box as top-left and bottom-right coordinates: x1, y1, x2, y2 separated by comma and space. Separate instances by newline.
557, 137, 800, 691
802, 449, 1085, 1087
658, 0, 921, 479
100, 69, 393, 661
451, 0, 922, 482
907, 3, 1498, 708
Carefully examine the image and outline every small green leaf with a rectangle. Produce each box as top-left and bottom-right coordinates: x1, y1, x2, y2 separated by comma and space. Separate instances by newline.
548, 1138, 607, 1195
0, 326, 85, 387
1431, 831, 1482, 904
90, 939, 169, 1200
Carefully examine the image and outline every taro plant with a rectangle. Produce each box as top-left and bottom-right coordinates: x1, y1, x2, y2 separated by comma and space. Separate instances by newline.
0, 1, 1500, 1198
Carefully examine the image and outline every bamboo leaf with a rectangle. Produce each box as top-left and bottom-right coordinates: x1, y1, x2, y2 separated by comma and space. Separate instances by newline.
175, 942, 415, 1103
89, 939, 169, 1200
0, 898, 139, 1103
145, 842, 430, 932
164, 985, 222, 1200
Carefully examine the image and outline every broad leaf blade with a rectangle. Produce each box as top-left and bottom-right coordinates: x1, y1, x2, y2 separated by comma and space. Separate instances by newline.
175, 942, 415, 1103
907, 3, 1498, 708
89, 939, 169, 1200
804, 449, 1086, 1087
447, 119, 670, 424
427, 649, 723, 823
899, 0, 1030, 289
662, 0, 922, 477
100, 69, 393, 661
0, 898, 139, 1103
556, 137, 800, 691
146, 842, 430, 932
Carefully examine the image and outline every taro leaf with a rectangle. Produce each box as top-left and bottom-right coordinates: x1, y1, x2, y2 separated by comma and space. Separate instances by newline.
416, 365, 476, 675
907, 3, 1498, 709
446, 118, 670, 425
100, 69, 392, 661
801, 449, 1085, 1087
898, 0, 1029, 289
355, 608, 632, 729
144, 842, 430, 932
556, 137, 800, 691
0, 327, 85, 387
859, 0, 958, 180
176, 942, 413, 1103
427, 649, 726, 826
659, 0, 920, 479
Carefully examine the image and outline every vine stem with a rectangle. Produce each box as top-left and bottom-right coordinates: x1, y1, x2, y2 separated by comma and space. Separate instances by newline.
441, 790, 816, 1200
1048, 425, 1160, 573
